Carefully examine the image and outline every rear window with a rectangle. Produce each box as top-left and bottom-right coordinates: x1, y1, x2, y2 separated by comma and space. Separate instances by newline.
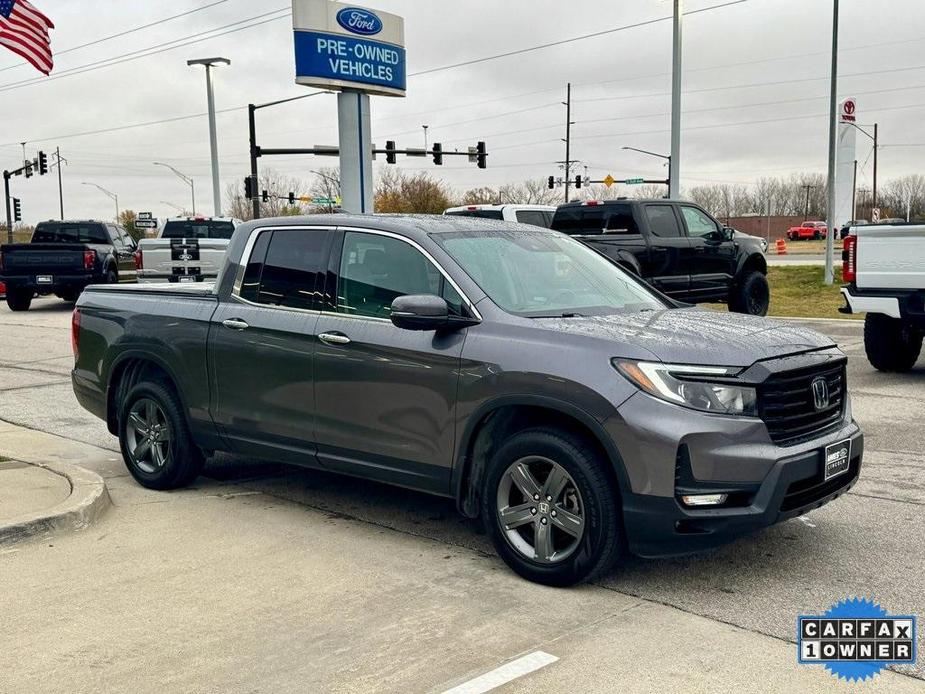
445, 209, 504, 221
162, 220, 235, 239
551, 204, 638, 235
32, 223, 109, 244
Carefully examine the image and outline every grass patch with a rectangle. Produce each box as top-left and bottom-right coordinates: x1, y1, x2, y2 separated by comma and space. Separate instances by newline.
767, 266, 859, 319
776, 238, 842, 255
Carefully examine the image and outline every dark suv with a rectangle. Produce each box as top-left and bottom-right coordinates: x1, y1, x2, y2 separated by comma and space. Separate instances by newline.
72, 215, 862, 585
552, 199, 770, 315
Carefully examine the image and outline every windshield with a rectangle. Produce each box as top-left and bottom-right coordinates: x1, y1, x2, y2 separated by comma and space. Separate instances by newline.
162, 220, 235, 239
32, 223, 108, 244
433, 229, 666, 317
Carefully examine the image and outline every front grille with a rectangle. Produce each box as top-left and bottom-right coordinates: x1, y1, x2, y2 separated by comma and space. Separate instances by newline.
780, 456, 859, 512
758, 361, 846, 446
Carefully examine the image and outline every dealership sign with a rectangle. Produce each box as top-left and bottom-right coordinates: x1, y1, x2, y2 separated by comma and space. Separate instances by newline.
292, 0, 406, 97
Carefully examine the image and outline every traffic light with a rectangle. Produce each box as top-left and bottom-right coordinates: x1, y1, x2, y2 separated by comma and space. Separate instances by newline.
12, 197, 21, 222
432, 142, 443, 166
385, 140, 397, 164
24, 162, 32, 178
244, 175, 258, 199
476, 141, 487, 169
261, 190, 269, 203
37, 151, 48, 176
575, 175, 582, 189
288, 192, 295, 206
547, 176, 555, 190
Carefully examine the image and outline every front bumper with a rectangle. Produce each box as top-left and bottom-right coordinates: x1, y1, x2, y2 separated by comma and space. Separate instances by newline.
604, 388, 863, 558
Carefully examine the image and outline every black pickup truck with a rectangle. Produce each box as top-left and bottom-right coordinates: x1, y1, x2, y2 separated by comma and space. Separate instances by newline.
551, 199, 770, 315
0, 220, 137, 311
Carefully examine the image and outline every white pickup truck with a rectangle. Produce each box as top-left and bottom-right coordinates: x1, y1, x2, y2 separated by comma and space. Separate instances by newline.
136, 217, 239, 284
841, 222, 925, 371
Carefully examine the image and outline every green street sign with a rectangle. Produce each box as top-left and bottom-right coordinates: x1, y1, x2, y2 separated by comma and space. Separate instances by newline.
625, 177, 645, 185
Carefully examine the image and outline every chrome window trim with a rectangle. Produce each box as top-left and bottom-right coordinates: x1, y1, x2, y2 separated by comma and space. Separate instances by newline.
334, 225, 483, 321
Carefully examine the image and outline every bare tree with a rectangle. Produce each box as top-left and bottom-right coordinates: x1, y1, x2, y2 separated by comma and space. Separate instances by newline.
224, 168, 314, 221
374, 169, 454, 213
880, 174, 925, 221
460, 186, 499, 205
308, 167, 341, 213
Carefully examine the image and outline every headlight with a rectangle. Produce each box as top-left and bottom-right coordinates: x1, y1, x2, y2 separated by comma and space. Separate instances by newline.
613, 359, 757, 416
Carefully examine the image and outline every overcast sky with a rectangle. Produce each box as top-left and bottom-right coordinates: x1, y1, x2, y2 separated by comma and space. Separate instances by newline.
2, 0, 923, 222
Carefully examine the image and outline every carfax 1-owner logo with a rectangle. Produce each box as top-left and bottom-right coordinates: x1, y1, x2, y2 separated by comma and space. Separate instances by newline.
798, 598, 917, 681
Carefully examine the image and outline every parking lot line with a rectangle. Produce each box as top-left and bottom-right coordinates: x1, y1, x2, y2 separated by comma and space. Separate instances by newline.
440, 651, 559, 694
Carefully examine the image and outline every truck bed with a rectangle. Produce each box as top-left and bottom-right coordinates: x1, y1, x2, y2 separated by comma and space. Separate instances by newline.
855, 223, 925, 290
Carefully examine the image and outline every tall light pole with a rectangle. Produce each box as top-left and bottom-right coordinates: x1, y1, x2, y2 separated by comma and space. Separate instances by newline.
188, 57, 230, 217
422, 124, 429, 150
153, 162, 195, 215
669, 0, 683, 199
81, 182, 118, 221
622, 146, 671, 195
824, 0, 839, 284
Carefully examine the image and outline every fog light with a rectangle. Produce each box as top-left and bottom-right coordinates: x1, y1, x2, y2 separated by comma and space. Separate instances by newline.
680, 493, 728, 507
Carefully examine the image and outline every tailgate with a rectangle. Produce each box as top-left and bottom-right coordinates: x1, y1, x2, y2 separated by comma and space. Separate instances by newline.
856, 225, 925, 290
140, 238, 229, 278
0, 244, 88, 274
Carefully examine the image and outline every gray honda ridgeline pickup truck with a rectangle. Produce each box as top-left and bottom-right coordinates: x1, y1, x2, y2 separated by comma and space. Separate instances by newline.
71, 215, 863, 586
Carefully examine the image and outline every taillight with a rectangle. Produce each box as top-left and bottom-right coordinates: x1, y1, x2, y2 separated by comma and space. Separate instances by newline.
71, 308, 81, 361
83, 249, 95, 270
842, 235, 857, 283
133, 249, 143, 270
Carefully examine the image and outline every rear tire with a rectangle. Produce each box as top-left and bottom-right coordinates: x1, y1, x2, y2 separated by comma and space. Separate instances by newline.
729, 270, 770, 316
480, 428, 622, 586
864, 313, 922, 372
6, 288, 32, 312
59, 289, 80, 303
118, 380, 204, 490
106, 268, 118, 285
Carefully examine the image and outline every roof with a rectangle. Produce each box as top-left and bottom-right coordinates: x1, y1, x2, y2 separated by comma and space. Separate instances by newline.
556, 198, 675, 208
233, 213, 549, 243
444, 204, 556, 212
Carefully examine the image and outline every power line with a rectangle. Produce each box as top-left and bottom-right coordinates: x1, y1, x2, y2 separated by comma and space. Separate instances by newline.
408, 0, 750, 77
0, 0, 234, 73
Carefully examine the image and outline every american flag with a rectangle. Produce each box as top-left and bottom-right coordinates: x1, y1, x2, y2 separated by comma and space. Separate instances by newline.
0, 0, 54, 75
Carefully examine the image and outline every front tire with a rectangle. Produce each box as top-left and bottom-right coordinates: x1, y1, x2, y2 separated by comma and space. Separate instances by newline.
864, 313, 922, 372
118, 380, 204, 490
6, 288, 32, 311
480, 428, 622, 586
729, 270, 770, 316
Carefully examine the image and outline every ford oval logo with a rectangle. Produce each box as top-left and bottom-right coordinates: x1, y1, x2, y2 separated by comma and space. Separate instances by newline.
336, 7, 383, 36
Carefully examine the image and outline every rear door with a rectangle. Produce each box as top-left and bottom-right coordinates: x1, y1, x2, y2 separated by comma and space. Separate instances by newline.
678, 204, 736, 300
312, 228, 469, 494
209, 225, 333, 462
108, 225, 137, 281
639, 203, 691, 296
555, 203, 648, 275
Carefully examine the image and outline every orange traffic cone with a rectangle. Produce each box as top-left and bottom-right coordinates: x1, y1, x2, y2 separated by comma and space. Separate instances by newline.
776, 238, 788, 255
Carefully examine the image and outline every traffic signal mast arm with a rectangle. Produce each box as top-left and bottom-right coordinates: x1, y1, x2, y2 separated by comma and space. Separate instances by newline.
256, 142, 487, 168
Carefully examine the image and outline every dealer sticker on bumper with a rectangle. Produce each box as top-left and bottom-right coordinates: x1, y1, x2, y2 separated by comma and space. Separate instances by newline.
823, 439, 851, 481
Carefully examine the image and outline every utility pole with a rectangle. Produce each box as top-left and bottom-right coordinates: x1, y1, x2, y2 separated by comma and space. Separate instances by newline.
4, 171, 12, 243
248, 104, 260, 220
824, 0, 839, 284
669, 0, 683, 198
803, 184, 815, 219
852, 159, 858, 220
563, 82, 572, 203
872, 122, 878, 208
53, 147, 66, 219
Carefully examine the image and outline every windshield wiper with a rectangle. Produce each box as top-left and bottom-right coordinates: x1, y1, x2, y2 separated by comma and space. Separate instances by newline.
528, 312, 586, 319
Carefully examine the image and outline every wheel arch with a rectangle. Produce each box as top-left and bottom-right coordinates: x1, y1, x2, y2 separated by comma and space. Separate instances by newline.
736, 252, 767, 279
452, 396, 630, 519
105, 351, 188, 435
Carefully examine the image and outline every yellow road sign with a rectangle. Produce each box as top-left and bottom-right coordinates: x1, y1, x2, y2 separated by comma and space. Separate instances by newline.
603, 174, 615, 188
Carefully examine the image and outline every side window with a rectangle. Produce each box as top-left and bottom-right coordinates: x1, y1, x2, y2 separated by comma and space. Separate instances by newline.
238, 231, 272, 303
644, 205, 682, 238
245, 229, 329, 310
338, 232, 453, 318
680, 206, 720, 239
550, 207, 605, 235
109, 226, 126, 248
603, 205, 639, 234
515, 210, 550, 228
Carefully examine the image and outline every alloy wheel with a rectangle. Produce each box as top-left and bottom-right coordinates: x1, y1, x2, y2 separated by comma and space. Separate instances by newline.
496, 456, 585, 564
125, 398, 171, 474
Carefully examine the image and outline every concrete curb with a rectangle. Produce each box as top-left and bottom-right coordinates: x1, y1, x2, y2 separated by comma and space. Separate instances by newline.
0, 459, 111, 546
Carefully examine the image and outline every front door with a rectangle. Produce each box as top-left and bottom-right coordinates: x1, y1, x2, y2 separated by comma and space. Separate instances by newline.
209, 226, 332, 462
678, 205, 738, 301
313, 229, 468, 494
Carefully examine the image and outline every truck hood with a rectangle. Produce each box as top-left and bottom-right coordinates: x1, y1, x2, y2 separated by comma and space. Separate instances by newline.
533, 308, 835, 367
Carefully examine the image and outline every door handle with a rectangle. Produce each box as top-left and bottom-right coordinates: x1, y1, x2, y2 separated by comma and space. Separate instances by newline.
319, 332, 351, 345
222, 318, 249, 331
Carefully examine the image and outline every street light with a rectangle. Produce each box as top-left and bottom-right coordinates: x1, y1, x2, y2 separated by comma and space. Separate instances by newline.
310, 170, 340, 213
153, 162, 195, 215
622, 146, 671, 196
81, 182, 118, 221
160, 200, 185, 213
187, 57, 230, 217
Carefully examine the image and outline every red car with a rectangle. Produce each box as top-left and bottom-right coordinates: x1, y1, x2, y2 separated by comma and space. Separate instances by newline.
787, 221, 828, 240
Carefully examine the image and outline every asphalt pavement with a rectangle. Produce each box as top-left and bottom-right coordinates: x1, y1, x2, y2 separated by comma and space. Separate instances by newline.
0, 296, 923, 692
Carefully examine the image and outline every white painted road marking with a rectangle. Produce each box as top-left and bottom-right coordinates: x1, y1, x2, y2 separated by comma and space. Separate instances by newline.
441, 651, 559, 694
798, 515, 817, 528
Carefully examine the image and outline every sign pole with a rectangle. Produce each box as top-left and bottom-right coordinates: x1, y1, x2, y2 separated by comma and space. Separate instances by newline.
4, 172, 12, 243
337, 89, 373, 213
824, 0, 839, 284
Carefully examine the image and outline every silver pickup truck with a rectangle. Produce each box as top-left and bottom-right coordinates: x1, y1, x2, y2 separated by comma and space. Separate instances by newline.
136, 217, 239, 284
841, 221, 924, 371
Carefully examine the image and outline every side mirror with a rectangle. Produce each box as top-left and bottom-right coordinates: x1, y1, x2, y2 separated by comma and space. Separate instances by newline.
390, 294, 452, 331
722, 227, 736, 241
